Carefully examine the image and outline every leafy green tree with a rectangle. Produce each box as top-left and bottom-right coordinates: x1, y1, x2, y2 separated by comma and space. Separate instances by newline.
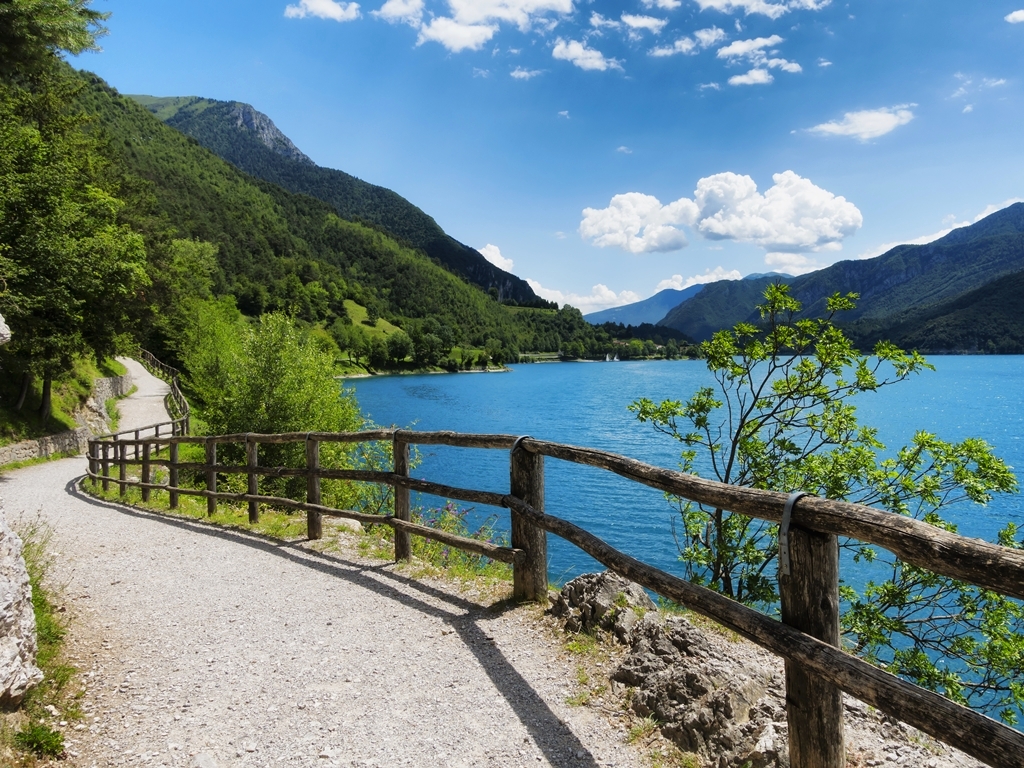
0, 73, 148, 420
366, 336, 388, 370
385, 329, 412, 365
630, 283, 1023, 720
0, 0, 106, 80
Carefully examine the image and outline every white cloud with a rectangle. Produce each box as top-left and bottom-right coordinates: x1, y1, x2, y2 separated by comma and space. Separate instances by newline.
693, 0, 830, 18
983, 77, 1007, 87
808, 104, 915, 141
857, 198, 1024, 260
511, 66, 543, 79
557, 110, 570, 118
590, 12, 620, 29
717, 34, 783, 59
479, 244, 514, 271
372, 0, 422, 24
622, 14, 669, 35
963, 104, 974, 114
616, 146, 633, 154
447, 0, 573, 31
580, 192, 700, 254
473, 67, 491, 77
552, 38, 623, 71
417, 17, 497, 51
655, 267, 743, 291
1006, 10, 1024, 23
285, 0, 361, 21
764, 252, 823, 275
695, 27, 728, 47
641, 0, 683, 9
817, 57, 832, 67
729, 68, 772, 85
581, 171, 862, 259
699, 81, 721, 90
526, 280, 641, 312
650, 26, 725, 56
651, 38, 697, 56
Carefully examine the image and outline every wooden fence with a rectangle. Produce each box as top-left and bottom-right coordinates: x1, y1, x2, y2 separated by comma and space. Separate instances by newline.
84, 427, 1024, 768
137, 349, 191, 432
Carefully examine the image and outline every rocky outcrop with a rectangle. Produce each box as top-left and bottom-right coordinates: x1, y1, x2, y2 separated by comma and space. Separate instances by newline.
549, 570, 656, 644
0, 509, 42, 707
229, 102, 313, 165
0, 312, 10, 345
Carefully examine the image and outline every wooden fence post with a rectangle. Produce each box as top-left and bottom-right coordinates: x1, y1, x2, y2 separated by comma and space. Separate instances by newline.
141, 442, 151, 502
306, 437, 322, 540
393, 436, 411, 561
246, 436, 259, 524
510, 439, 547, 602
134, 429, 140, 461
154, 424, 160, 456
117, 439, 127, 497
205, 438, 217, 516
88, 440, 97, 486
779, 506, 844, 768
101, 441, 110, 492
169, 441, 179, 509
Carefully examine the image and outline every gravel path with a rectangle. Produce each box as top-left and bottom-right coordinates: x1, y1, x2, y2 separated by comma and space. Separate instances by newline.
0, 362, 645, 768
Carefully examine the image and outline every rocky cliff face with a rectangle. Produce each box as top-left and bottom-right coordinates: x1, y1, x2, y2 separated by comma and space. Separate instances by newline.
228, 103, 314, 165
0, 510, 42, 707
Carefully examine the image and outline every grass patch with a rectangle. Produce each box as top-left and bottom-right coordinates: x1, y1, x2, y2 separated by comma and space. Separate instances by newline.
627, 716, 660, 744
0, 518, 82, 764
0, 355, 126, 447
565, 631, 600, 656
648, 748, 701, 768
343, 300, 401, 339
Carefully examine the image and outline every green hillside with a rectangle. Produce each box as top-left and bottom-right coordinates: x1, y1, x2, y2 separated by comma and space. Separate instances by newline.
659, 204, 1024, 346
131, 95, 541, 305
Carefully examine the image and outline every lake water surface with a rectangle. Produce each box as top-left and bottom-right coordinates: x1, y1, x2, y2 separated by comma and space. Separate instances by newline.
349, 357, 1024, 585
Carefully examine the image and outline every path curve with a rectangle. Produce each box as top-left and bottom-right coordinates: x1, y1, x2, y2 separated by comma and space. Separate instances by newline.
0, 361, 642, 768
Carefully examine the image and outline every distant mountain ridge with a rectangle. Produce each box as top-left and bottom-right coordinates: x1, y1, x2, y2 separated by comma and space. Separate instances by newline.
658, 204, 1024, 349
584, 285, 705, 325
130, 95, 540, 305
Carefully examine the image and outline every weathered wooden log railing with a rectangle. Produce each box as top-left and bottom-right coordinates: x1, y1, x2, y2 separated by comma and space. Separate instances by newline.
138, 349, 191, 433
84, 427, 1024, 768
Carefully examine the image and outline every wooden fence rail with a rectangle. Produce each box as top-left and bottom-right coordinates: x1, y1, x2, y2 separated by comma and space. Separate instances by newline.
84, 427, 1024, 768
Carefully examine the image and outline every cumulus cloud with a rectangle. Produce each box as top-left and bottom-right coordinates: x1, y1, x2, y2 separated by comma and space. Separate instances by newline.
699, 82, 721, 90
552, 38, 623, 71
479, 244, 514, 271
717, 34, 783, 59
641, 0, 683, 9
655, 267, 743, 291
285, 0, 361, 21
581, 171, 863, 260
808, 104, 915, 141
580, 192, 701, 254
558, 110, 570, 118
650, 26, 725, 56
622, 14, 669, 35
729, 68, 772, 85
1006, 10, 1024, 22
372, 0, 422, 24
511, 66, 543, 79
693, 0, 829, 18
590, 12, 620, 29
817, 58, 832, 67
446, 0, 573, 30
856, 198, 1024, 260
616, 146, 633, 154
526, 280, 641, 312
418, 17, 497, 51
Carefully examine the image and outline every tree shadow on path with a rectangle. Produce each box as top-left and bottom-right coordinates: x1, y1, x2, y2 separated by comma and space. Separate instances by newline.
66, 478, 606, 768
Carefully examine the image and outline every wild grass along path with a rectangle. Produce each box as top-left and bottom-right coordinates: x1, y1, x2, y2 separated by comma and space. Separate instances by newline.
0, 359, 642, 768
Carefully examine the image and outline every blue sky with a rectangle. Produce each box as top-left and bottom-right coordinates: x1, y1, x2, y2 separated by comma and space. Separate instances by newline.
78, 0, 1024, 312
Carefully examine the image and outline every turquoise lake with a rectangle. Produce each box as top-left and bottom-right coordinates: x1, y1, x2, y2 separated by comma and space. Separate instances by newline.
348, 356, 1024, 585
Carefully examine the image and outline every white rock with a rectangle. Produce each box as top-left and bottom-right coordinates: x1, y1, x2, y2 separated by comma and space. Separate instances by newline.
0, 510, 43, 705
0, 312, 10, 345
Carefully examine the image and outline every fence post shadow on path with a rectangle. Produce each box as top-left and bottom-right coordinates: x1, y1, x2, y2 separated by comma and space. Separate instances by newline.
84, 418, 1024, 768
65, 476, 605, 768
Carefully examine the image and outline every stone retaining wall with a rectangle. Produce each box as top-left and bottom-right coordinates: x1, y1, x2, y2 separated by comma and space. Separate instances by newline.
0, 371, 133, 467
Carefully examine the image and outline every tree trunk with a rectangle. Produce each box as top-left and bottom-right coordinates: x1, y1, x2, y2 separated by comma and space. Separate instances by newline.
15, 371, 31, 411
37, 375, 52, 423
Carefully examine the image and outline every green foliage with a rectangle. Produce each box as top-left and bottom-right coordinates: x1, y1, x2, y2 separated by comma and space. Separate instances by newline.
14, 723, 64, 757
632, 283, 1023, 720
0, 0, 106, 80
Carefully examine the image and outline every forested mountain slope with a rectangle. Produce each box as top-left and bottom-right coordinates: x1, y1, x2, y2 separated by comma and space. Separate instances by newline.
659, 204, 1024, 345
584, 285, 705, 326
131, 95, 539, 305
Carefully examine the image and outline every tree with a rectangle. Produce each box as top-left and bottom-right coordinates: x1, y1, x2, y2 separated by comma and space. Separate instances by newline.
0, 0, 107, 81
385, 329, 412, 365
630, 283, 1023, 720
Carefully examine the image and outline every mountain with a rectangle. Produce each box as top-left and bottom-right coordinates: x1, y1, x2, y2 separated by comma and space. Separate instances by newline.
584, 285, 705, 325
659, 204, 1024, 345
129, 95, 540, 305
